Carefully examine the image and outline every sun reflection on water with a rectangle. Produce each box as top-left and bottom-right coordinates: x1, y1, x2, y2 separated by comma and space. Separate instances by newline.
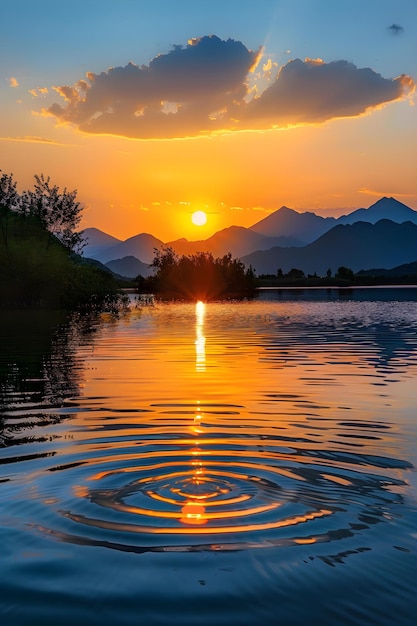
180, 407, 209, 525
195, 300, 206, 372
4, 299, 415, 562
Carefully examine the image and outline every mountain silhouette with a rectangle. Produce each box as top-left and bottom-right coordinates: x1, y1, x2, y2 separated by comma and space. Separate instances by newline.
81, 227, 121, 259
87, 232, 164, 264
250, 206, 336, 243
105, 256, 153, 278
80, 197, 417, 275
337, 197, 417, 225
357, 260, 417, 277
167, 225, 303, 258
241, 219, 417, 275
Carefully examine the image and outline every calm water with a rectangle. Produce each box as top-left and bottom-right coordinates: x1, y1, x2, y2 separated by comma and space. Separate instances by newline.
1, 289, 417, 625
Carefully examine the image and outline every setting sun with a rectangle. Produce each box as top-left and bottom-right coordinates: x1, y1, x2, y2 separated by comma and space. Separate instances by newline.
191, 211, 207, 226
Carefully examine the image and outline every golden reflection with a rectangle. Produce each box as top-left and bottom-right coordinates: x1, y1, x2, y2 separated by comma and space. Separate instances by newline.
180, 501, 207, 525
182, 402, 209, 525
195, 300, 206, 372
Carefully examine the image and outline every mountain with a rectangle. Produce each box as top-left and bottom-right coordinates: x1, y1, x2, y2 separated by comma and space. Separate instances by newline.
250, 206, 337, 243
167, 225, 304, 258
105, 256, 153, 278
81, 227, 121, 259
91, 233, 164, 264
71, 254, 130, 281
337, 197, 417, 225
241, 219, 417, 276
80, 197, 417, 272
357, 260, 417, 277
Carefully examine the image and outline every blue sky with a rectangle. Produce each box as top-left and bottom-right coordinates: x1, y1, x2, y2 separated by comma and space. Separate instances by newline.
3, 0, 415, 77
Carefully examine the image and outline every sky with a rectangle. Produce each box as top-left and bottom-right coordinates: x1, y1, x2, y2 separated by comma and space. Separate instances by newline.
1, 0, 416, 242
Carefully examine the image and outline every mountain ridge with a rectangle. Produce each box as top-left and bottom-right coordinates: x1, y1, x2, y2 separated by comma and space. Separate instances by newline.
241, 219, 417, 275
81, 197, 417, 276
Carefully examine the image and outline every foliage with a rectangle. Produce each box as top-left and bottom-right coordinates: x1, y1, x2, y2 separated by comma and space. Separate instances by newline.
0, 170, 19, 210
21, 174, 84, 252
0, 169, 121, 309
286, 268, 305, 280
141, 247, 256, 301
335, 266, 354, 281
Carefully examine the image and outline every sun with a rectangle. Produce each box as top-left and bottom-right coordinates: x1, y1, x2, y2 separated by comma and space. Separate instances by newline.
191, 210, 207, 226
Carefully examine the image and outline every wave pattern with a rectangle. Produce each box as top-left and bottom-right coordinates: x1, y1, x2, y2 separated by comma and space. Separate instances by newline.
1, 297, 417, 624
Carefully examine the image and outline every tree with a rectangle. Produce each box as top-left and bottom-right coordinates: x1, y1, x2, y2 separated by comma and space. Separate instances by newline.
20, 174, 84, 252
144, 247, 255, 300
0, 171, 20, 254
286, 268, 305, 280
335, 266, 354, 281
0, 170, 19, 211
326, 268, 332, 278
1, 170, 120, 309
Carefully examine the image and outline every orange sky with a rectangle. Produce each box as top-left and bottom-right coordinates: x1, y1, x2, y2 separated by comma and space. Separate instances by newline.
1, 2, 416, 242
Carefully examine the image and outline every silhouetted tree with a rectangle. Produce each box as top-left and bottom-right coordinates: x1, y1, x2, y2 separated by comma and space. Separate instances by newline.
335, 266, 354, 281
143, 248, 255, 301
0, 171, 19, 210
20, 174, 84, 252
0, 170, 120, 308
286, 268, 305, 280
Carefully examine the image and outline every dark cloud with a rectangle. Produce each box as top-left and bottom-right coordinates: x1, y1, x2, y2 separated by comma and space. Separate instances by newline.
243, 58, 414, 127
388, 24, 404, 34
44, 36, 415, 139
46, 35, 260, 139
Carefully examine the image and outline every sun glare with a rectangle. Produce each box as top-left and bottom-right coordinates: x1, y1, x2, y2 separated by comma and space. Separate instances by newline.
191, 210, 207, 226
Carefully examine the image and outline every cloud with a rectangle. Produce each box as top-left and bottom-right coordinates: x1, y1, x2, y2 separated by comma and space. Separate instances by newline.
0, 135, 66, 145
43, 36, 415, 140
243, 58, 415, 127
29, 87, 49, 97
9, 77, 19, 88
359, 187, 416, 198
44, 35, 259, 139
388, 24, 404, 34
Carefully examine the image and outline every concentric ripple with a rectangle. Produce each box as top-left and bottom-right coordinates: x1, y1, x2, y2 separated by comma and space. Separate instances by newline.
10, 399, 408, 554
1, 298, 416, 560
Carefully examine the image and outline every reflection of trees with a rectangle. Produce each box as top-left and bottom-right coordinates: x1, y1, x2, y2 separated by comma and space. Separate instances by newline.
0, 310, 97, 446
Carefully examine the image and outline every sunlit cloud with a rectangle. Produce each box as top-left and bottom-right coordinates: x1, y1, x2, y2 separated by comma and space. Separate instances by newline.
9, 77, 19, 88
29, 87, 49, 97
359, 187, 417, 198
43, 35, 415, 140
0, 135, 61, 144
244, 58, 415, 127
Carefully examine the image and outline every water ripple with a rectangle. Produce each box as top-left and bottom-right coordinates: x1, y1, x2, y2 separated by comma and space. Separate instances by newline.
1, 401, 408, 556
1, 299, 417, 625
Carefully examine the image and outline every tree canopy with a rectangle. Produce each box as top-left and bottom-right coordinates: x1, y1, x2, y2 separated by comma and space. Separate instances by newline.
1, 170, 120, 309
142, 247, 256, 301
1, 171, 84, 252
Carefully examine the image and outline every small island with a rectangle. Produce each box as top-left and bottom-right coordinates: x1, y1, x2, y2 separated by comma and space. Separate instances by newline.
138, 247, 256, 301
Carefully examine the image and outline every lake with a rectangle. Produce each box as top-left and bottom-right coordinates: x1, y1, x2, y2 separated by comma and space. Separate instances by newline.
1, 289, 416, 625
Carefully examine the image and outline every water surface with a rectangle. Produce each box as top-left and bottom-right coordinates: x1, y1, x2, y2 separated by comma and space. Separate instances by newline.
1, 290, 416, 625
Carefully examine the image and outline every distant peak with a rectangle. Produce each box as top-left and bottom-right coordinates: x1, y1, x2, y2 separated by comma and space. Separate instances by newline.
369, 196, 411, 210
